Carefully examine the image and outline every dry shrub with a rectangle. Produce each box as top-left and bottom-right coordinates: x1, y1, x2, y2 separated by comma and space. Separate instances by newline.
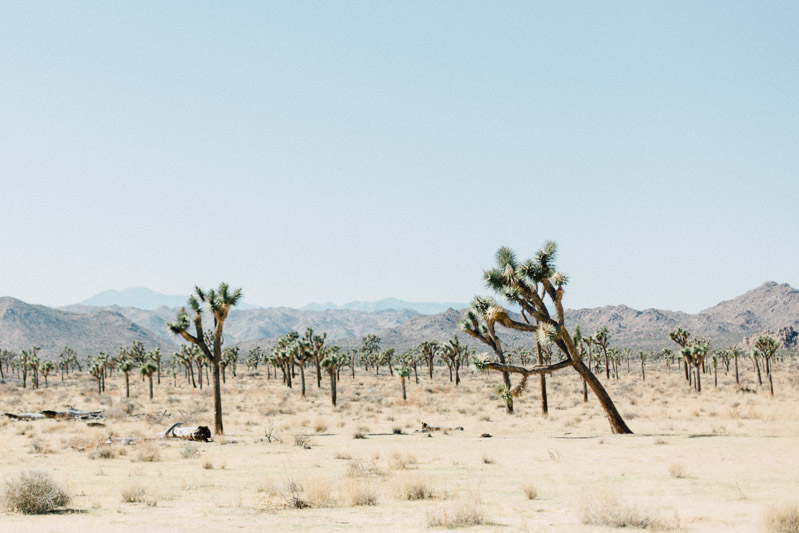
134, 443, 161, 462
346, 458, 383, 478
393, 473, 434, 501
668, 463, 686, 479
578, 489, 672, 529
522, 482, 538, 500
426, 488, 484, 528
765, 503, 799, 533
313, 419, 328, 433
89, 446, 117, 460
389, 450, 417, 470
2, 470, 70, 514
303, 476, 333, 507
333, 450, 352, 460
339, 479, 378, 507
121, 483, 147, 503
181, 443, 200, 459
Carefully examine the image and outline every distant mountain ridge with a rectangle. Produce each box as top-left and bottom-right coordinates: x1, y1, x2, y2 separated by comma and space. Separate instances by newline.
301, 298, 468, 315
3, 281, 797, 358
78, 287, 261, 310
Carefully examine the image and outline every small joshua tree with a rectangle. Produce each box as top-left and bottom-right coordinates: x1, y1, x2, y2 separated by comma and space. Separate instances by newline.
395, 365, 410, 400
680, 339, 710, 392
168, 282, 243, 435
140, 361, 157, 400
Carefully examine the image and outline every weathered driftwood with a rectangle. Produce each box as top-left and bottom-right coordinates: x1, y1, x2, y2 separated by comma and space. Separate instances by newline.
420, 422, 464, 433
4, 412, 45, 421
4, 408, 104, 422
106, 423, 211, 445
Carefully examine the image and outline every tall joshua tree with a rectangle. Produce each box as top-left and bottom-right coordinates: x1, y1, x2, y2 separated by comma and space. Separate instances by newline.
168, 283, 243, 435
395, 365, 410, 400
461, 242, 632, 434
119, 357, 134, 398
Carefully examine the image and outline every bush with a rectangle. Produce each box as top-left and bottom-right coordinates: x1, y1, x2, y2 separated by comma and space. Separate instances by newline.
393, 473, 434, 501
2, 470, 70, 514
578, 489, 670, 529
766, 503, 799, 533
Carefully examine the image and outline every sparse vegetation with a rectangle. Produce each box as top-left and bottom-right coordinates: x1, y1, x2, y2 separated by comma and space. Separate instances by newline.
2, 470, 70, 514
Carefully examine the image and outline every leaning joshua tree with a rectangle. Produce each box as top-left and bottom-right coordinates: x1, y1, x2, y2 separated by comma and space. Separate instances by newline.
168, 283, 243, 435
461, 241, 632, 434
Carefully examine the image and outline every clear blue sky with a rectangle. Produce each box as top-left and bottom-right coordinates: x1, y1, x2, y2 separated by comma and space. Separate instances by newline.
1, 2, 797, 313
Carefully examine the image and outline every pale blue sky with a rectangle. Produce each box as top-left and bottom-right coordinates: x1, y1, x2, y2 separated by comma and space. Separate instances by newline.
1, 2, 797, 312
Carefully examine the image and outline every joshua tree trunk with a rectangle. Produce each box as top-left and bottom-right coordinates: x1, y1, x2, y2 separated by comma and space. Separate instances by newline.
329, 371, 337, 406
299, 364, 306, 396
570, 356, 631, 433
535, 341, 549, 415
315, 357, 322, 388
694, 365, 702, 392
734, 356, 739, 385
641, 359, 645, 381
125, 372, 130, 398
754, 357, 762, 385
401, 375, 407, 400
148, 375, 154, 399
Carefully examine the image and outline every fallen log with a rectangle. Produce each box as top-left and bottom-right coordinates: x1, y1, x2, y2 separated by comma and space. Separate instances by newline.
4, 412, 45, 421
420, 422, 464, 433
106, 423, 211, 445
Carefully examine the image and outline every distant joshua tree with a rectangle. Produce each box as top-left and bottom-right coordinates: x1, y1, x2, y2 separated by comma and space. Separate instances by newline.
461, 242, 632, 433
168, 283, 243, 435
39, 360, 54, 388
320, 347, 346, 406
753, 334, 780, 395
140, 361, 157, 399
119, 356, 134, 398
395, 365, 410, 400
593, 327, 611, 379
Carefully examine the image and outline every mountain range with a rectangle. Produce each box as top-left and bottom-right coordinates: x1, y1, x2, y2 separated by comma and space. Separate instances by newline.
1, 282, 797, 358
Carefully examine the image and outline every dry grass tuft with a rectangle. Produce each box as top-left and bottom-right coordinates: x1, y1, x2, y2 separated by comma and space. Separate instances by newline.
393, 473, 434, 500
765, 503, 799, 533
2, 470, 70, 514
426, 488, 485, 528
522, 482, 538, 500
340, 479, 378, 506
121, 483, 147, 503
134, 443, 161, 462
668, 463, 686, 479
578, 489, 672, 529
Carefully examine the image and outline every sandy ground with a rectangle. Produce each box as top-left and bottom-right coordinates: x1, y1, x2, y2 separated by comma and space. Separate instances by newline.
0, 358, 797, 532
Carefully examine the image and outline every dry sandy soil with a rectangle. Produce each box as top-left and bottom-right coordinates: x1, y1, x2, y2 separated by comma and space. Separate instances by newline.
1, 359, 797, 532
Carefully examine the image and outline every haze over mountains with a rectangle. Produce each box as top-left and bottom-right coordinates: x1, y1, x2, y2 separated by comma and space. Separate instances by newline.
1, 282, 797, 358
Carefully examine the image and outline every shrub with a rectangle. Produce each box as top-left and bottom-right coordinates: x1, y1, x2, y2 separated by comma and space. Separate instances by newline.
89, 446, 117, 460
340, 479, 378, 507
2, 470, 70, 514
578, 489, 669, 529
522, 482, 538, 500
765, 503, 799, 533
393, 473, 434, 501
121, 484, 147, 503
181, 443, 200, 459
668, 463, 686, 479
134, 443, 160, 462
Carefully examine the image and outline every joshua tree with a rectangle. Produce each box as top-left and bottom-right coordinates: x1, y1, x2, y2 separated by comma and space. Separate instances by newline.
593, 327, 611, 379
395, 365, 410, 400
118, 357, 134, 398
147, 348, 162, 384
140, 361, 157, 399
416, 341, 439, 380
221, 347, 239, 383
89, 360, 104, 395
320, 347, 346, 406
360, 334, 381, 373
462, 242, 632, 433
669, 327, 692, 382
438, 335, 468, 385
639, 351, 647, 381
731, 347, 741, 385
753, 334, 780, 396
39, 360, 54, 387
680, 339, 710, 392
58, 346, 77, 381
167, 283, 243, 435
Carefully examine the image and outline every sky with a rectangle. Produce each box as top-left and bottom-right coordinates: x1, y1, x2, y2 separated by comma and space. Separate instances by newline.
1, 2, 797, 313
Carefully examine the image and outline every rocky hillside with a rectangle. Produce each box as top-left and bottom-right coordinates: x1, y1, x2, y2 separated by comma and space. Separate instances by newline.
0, 297, 174, 357
60, 305, 419, 347
4, 282, 797, 358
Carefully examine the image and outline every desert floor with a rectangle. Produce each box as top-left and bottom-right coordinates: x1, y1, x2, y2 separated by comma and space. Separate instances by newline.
0, 360, 797, 532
